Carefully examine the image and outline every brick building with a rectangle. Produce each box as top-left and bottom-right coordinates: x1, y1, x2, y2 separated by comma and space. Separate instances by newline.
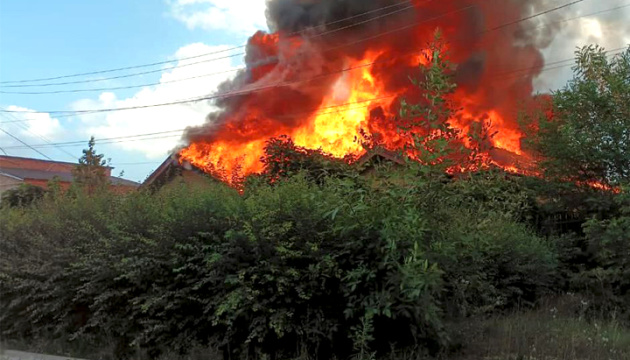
0, 155, 139, 197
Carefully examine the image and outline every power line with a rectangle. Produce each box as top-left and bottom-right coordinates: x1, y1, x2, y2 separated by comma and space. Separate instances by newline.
0, 47, 245, 85
491, 0, 584, 31
492, 46, 627, 78
0, 1, 418, 88
0, 113, 78, 161
110, 161, 164, 166
0, 1, 413, 85
1, 38, 615, 152
0, 128, 53, 160
0, 2, 421, 94
2, 43, 620, 153
0, 0, 580, 117
4, 0, 622, 96
0, 66, 244, 95
1, 96, 398, 150
6, 37, 624, 153
0, 46, 613, 153
0, 52, 245, 88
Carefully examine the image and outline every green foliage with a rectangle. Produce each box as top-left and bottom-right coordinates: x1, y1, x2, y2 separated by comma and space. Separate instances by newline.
398, 31, 469, 172
3, 40, 628, 360
261, 135, 356, 184
0, 183, 46, 208
522, 45, 630, 185
455, 295, 630, 360
0, 167, 559, 359
72, 136, 110, 193
577, 187, 630, 322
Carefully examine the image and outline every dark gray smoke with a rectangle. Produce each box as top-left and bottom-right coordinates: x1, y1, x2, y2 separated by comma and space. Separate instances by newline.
181, 0, 575, 173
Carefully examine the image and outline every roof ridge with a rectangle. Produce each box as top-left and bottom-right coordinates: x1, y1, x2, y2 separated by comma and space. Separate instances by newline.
0, 155, 113, 169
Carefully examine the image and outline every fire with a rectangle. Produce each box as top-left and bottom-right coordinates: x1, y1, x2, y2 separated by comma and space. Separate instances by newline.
293, 50, 398, 158
178, 0, 560, 184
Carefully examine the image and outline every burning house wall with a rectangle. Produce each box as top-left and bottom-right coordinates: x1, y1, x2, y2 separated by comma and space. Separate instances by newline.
179, 0, 563, 183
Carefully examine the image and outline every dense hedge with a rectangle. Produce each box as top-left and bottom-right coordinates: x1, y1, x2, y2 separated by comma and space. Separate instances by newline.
0, 168, 562, 359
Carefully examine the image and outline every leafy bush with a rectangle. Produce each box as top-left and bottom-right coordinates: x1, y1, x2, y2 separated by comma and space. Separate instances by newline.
521, 45, 630, 186
0, 183, 46, 208
0, 166, 562, 359
578, 188, 630, 322
429, 208, 557, 316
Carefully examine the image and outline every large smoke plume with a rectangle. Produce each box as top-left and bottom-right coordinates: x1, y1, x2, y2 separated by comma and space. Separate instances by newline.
181, 0, 569, 181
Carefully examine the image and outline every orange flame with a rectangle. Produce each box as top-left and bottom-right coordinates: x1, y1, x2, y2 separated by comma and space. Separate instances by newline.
180, 46, 533, 183
178, 0, 553, 185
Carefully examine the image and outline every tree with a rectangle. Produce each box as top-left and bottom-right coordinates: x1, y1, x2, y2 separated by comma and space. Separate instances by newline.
72, 136, 110, 193
260, 135, 354, 185
0, 184, 46, 208
522, 45, 630, 186
397, 30, 484, 175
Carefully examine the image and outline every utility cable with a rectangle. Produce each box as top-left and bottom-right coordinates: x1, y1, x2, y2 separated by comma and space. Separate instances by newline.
0, 127, 53, 160
6, 0, 625, 96
0, 0, 574, 116
0, 1, 419, 87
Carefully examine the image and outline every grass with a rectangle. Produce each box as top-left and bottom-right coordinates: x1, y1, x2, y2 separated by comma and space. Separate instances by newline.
449, 294, 630, 360
2, 295, 629, 360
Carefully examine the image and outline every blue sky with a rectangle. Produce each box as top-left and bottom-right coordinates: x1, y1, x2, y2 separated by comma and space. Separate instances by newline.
0, 0, 628, 182
0, 0, 268, 182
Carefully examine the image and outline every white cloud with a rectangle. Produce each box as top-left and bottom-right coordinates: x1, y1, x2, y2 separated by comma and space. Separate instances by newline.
3, 106, 63, 139
534, 0, 630, 92
168, 0, 268, 35
71, 43, 239, 159
0, 106, 66, 158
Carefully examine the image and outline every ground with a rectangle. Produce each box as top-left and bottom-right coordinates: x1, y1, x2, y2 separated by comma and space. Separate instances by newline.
3, 295, 629, 360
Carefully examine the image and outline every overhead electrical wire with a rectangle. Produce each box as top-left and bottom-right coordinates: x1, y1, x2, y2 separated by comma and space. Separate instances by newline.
4, 1, 623, 96
0, 45, 615, 152
0, 52, 246, 88
4, 0, 618, 158
6, 41, 624, 154
0, 1, 419, 88
0, 66, 245, 95
1, 96, 398, 150
0, 1, 414, 85
5, 38, 626, 153
0, 112, 78, 161
0, 127, 53, 160
0, 0, 589, 120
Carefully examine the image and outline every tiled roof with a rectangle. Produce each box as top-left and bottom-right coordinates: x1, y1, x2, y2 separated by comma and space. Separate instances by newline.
142, 156, 178, 187
0, 155, 112, 168
0, 168, 139, 187
110, 176, 140, 187
0, 168, 74, 182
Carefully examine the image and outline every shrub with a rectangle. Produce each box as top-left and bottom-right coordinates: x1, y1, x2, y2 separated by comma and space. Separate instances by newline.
0, 169, 561, 359
429, 209, 558, 316
578, 189, 630, 322
0, 183, 46, 208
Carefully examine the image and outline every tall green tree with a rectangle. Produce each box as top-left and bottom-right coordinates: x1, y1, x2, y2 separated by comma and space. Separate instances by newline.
72, 136, 110, 193
398, 31, 460, 170
397, 30, 487, 175
522, 45, 630, 185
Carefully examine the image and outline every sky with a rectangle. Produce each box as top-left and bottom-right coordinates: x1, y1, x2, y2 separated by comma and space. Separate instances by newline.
0, 0, 628, 183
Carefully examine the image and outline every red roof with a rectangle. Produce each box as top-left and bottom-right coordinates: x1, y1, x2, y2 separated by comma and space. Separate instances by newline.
0, 155, 139, 188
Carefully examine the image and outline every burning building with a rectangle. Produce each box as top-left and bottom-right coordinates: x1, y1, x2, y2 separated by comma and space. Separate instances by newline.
178, 0, 562, 184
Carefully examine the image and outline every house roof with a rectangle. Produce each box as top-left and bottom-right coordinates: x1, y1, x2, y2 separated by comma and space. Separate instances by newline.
142, 156, 179, 187
0, 167, 139, 187
143, 148, 407, 188
0, 168, 74, 182
110, 176, 140, 187
356, 148, 405, 166
0, 155, 113, 169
